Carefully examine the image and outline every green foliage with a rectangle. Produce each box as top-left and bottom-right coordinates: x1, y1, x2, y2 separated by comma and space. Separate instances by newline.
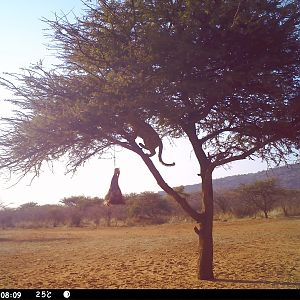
60, 195, 104, 226
127, 191, 172, 224
1, 181, 300, 228
237, 178, 280, 218
0, 0, 299, 176
277, 188, 300, 216
60, 195, 103, 209
214, 191, 235, 214
18, 202, 38, 210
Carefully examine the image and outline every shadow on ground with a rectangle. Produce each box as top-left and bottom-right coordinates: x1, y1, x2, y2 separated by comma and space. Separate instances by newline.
215, 278, 300, 287
0, 237, 79, 243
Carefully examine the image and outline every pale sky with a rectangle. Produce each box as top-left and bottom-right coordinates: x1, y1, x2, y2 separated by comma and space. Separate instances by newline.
0, 1, 271, 208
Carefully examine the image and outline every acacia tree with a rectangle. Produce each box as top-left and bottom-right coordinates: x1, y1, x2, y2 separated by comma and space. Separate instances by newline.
277, 188, 300, 216
238, 178, 280, 218
0, 0, 299, 280
214, 191, 233, 215
127, 191, 171, 224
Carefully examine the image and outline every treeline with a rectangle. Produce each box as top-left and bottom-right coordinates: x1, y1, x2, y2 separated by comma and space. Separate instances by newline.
0, 178, 299, 229
214, 178, 300, 219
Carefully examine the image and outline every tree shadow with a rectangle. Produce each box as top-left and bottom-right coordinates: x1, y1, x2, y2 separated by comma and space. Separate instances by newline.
214, 277, 300, 287
0, 237, 79, 243
0, 238, 12, 242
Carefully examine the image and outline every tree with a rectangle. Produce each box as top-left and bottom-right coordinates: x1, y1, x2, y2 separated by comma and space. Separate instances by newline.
44, 205, 67, 227
277, 188, 300, 216
238, 178, 280, 218
127, 191, 171, 224
0, 201, 11, 210
0, 202, 14, 229
163, 186, 196, 221
61, 195, 97, 226
214, 191, 233, 215
19, 202, 38, 210
0, 0, 299, 280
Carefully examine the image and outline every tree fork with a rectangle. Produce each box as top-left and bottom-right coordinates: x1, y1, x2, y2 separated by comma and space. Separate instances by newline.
136, 148, 203, 222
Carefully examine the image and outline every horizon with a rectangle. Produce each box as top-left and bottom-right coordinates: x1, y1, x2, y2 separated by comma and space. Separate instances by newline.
5, 162, 298, 209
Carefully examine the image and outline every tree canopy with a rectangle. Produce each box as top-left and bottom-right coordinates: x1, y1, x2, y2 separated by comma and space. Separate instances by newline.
0, 0, 299, 179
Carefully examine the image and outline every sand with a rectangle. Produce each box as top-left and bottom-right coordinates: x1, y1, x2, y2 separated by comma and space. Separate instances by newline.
0, 217, 299, 289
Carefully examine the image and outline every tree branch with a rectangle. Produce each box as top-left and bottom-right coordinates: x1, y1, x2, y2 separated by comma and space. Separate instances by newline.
134, 145, 203, 222
181, 122, 211, 176
212, 141, 269, 168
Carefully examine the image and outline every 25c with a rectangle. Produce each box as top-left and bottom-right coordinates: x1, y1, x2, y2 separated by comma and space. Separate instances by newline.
36, 291, 51, 299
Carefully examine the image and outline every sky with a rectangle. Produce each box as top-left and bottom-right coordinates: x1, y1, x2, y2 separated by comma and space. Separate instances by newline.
0, 1, 273, 208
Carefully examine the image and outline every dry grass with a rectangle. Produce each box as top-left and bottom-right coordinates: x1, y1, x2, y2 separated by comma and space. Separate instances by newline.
0, 218, 299, 289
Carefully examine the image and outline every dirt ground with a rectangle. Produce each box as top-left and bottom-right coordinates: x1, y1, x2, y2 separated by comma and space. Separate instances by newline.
0, 218, 299, 289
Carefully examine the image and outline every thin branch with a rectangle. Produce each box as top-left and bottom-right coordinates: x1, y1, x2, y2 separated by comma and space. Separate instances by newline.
212, 141, 270, 168
231, 0, 242, 27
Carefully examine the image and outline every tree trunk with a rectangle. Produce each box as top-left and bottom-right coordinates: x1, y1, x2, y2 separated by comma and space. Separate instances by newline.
196, 170, 214, 280
106, 208, 112, 226
138, 147, 214, 280
282, 206, 289, 217
264, 210, 269, 219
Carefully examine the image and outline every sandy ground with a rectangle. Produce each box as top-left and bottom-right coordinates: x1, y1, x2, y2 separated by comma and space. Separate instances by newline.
0, 218, 299, 289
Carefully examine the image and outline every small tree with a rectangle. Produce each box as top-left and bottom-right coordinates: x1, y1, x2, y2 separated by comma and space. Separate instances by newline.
0, 0, 299, 280
127, 191, 171, 224
19, 202, 38, 210
278, 188, 300, 217
238, 178, 279, 218
45, 205, 66, 227
60, 196, 86, 226
0, 206, 14, 228
84, 198, 106, 226
164, 186, 195, 221
214, 191, 232, 215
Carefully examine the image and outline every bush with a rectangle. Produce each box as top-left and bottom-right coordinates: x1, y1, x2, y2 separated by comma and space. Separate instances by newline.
127, 192, 172, 225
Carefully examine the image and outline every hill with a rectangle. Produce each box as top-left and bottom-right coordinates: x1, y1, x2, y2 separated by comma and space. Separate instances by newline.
182, 163, 300, 194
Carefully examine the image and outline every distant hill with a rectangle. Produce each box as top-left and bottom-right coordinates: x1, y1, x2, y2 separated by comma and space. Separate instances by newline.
182, 163, 300, 194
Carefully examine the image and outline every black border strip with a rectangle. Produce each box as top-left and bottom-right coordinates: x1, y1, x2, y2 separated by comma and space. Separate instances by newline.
0, 289, 298, 300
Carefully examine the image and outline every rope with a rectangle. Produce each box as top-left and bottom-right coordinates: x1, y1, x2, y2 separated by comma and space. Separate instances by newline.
113, 145, 116, 168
